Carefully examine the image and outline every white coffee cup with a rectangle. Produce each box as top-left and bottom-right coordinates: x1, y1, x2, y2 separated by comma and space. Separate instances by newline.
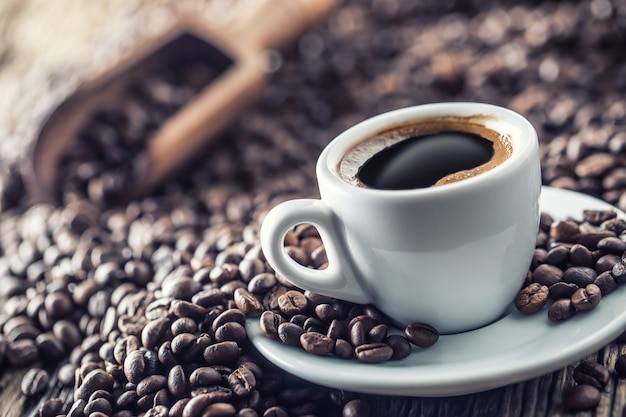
260, 102, 541, 334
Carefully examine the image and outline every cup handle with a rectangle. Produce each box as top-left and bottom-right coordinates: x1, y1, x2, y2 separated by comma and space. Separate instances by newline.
260, 198, 370, 304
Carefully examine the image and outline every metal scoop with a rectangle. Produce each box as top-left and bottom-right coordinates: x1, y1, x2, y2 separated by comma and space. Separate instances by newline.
22, 0, 336, 205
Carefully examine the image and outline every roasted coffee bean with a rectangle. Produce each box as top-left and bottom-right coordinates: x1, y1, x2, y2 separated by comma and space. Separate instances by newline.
545, 246, 569, 266
189, 367, 222, 386
405, 322, 439, 347
571, 284, 602, 311
300, 332, 335, 355
124, 349, 146, 384
548, 298, 575, 322
515, 283, 549, 314
39, 397, 63, 417
277, 323, 304, 347
167, 364, 188, 397
355, 343, 394, 363
263, 406, 289, 417
228, 366, 257, 396
564, 384, 602, 411
84, 397, 113, 416
145, 405, 169, 417
247, 273, 277, 294
563, 266, 597, 287
259, 311, 284, 339
583, 210, 616, 226
212, 309, 246, 332
327, 319, 348, 340
597, 236, 626, 254
137, 375, 168, 397
551, 220, 581, 243
385, 334, 412, 360
612, 262, 626, 284
170, 299, 207, 319
570, 244, 593, 267
74, 369, 114, 402
203, 341, 241, 365
277, 290, 308, 316
234, 288, 264, 317
141, 317, 170, 349
171, 317, 197, 336
21, 368, 49, 396
573, 361, 610, 390
596, 254, 622, 274
349, 320, 367, 347
334, 339, 354, 359
532, 264, 563, 286
549, 282, 578, 299
343, 399, 371, 417
215, 322, 247, 345
594, 271, 618, 295
6, 338, 38, 366
67, 399, 86, 417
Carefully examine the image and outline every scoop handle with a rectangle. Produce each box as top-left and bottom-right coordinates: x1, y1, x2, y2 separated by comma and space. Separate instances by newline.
231, 0, 337, 50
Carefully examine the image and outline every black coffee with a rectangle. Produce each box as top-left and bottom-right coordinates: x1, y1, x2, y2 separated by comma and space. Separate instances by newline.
338, 120, 512, 189
357, 131, 494, 190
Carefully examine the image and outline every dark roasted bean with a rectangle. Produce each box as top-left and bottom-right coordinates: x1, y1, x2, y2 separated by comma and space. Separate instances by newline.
203, 341, 241, 365
573, 361, 610, 390
405, 322, 439, 347
355, 343, 394, 363
277, 290, 308, 316
563, 266, 597, 286
532, 264, 563, 286
21, 368, 49, 396
259, 311, 284, 339
277, 322, 304, 347
39, 397, 63, 417
548, 298, 575, 322
571, 284, 602, 311
234, 288, 264, 317
300, 332, 335, 355
564, 384, 602, 411
343, 399, 371, 417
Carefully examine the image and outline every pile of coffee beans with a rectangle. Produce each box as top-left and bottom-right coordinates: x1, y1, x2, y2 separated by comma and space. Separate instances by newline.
0, 0, 625, 416
57, 58, 222, 208
516, 209, 626, 321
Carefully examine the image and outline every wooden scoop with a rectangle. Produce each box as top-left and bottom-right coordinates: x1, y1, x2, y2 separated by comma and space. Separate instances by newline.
22, 0, 336, 205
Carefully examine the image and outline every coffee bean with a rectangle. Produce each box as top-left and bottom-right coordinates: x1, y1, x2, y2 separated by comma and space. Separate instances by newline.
215, 322, 247, 345
277, 322, 304, 347
7, 338, 38, 366
74, 369, 114, 402
84, 397, 113, 416
564, 384, 602, 411
39, 397, 63, 417
515, 283, 549, 314
355, 343, 394, 363
334, 339, 354, 359
548, 298, 575, 322
549, 282, 578, 299
563, 266, 598, 287
141, 317, 170, 349
343, 399, 370, 417
171, 317, 197, 336
385, 334, 412, 360
260, 311, 284, 339
21, 368, 49, 396
532, 264, 563, 286
300, 332, 335, 355
571, 284, 602, 311
203, 341, 241, 365
405, 322, 439, 347
228, 366, 257, 396
137, 375, 167, 397
573, 361, 610, 390
277, 290, 308, 316
551, 220, 581, 243
234, 288, 264, 317
189, 367, 222, 386
594, 271, 618, 295
570, 244, 593, 267
124, 349, 146, 384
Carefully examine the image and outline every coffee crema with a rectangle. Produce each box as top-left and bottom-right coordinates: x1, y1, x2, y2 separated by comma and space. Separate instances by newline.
337, 120, 513, 190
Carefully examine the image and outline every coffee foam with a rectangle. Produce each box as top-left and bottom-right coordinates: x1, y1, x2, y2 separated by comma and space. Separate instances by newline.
337, 119, 513, 188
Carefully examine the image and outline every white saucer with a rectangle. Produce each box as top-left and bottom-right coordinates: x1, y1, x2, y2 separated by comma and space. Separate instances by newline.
246, 186, 626, 397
